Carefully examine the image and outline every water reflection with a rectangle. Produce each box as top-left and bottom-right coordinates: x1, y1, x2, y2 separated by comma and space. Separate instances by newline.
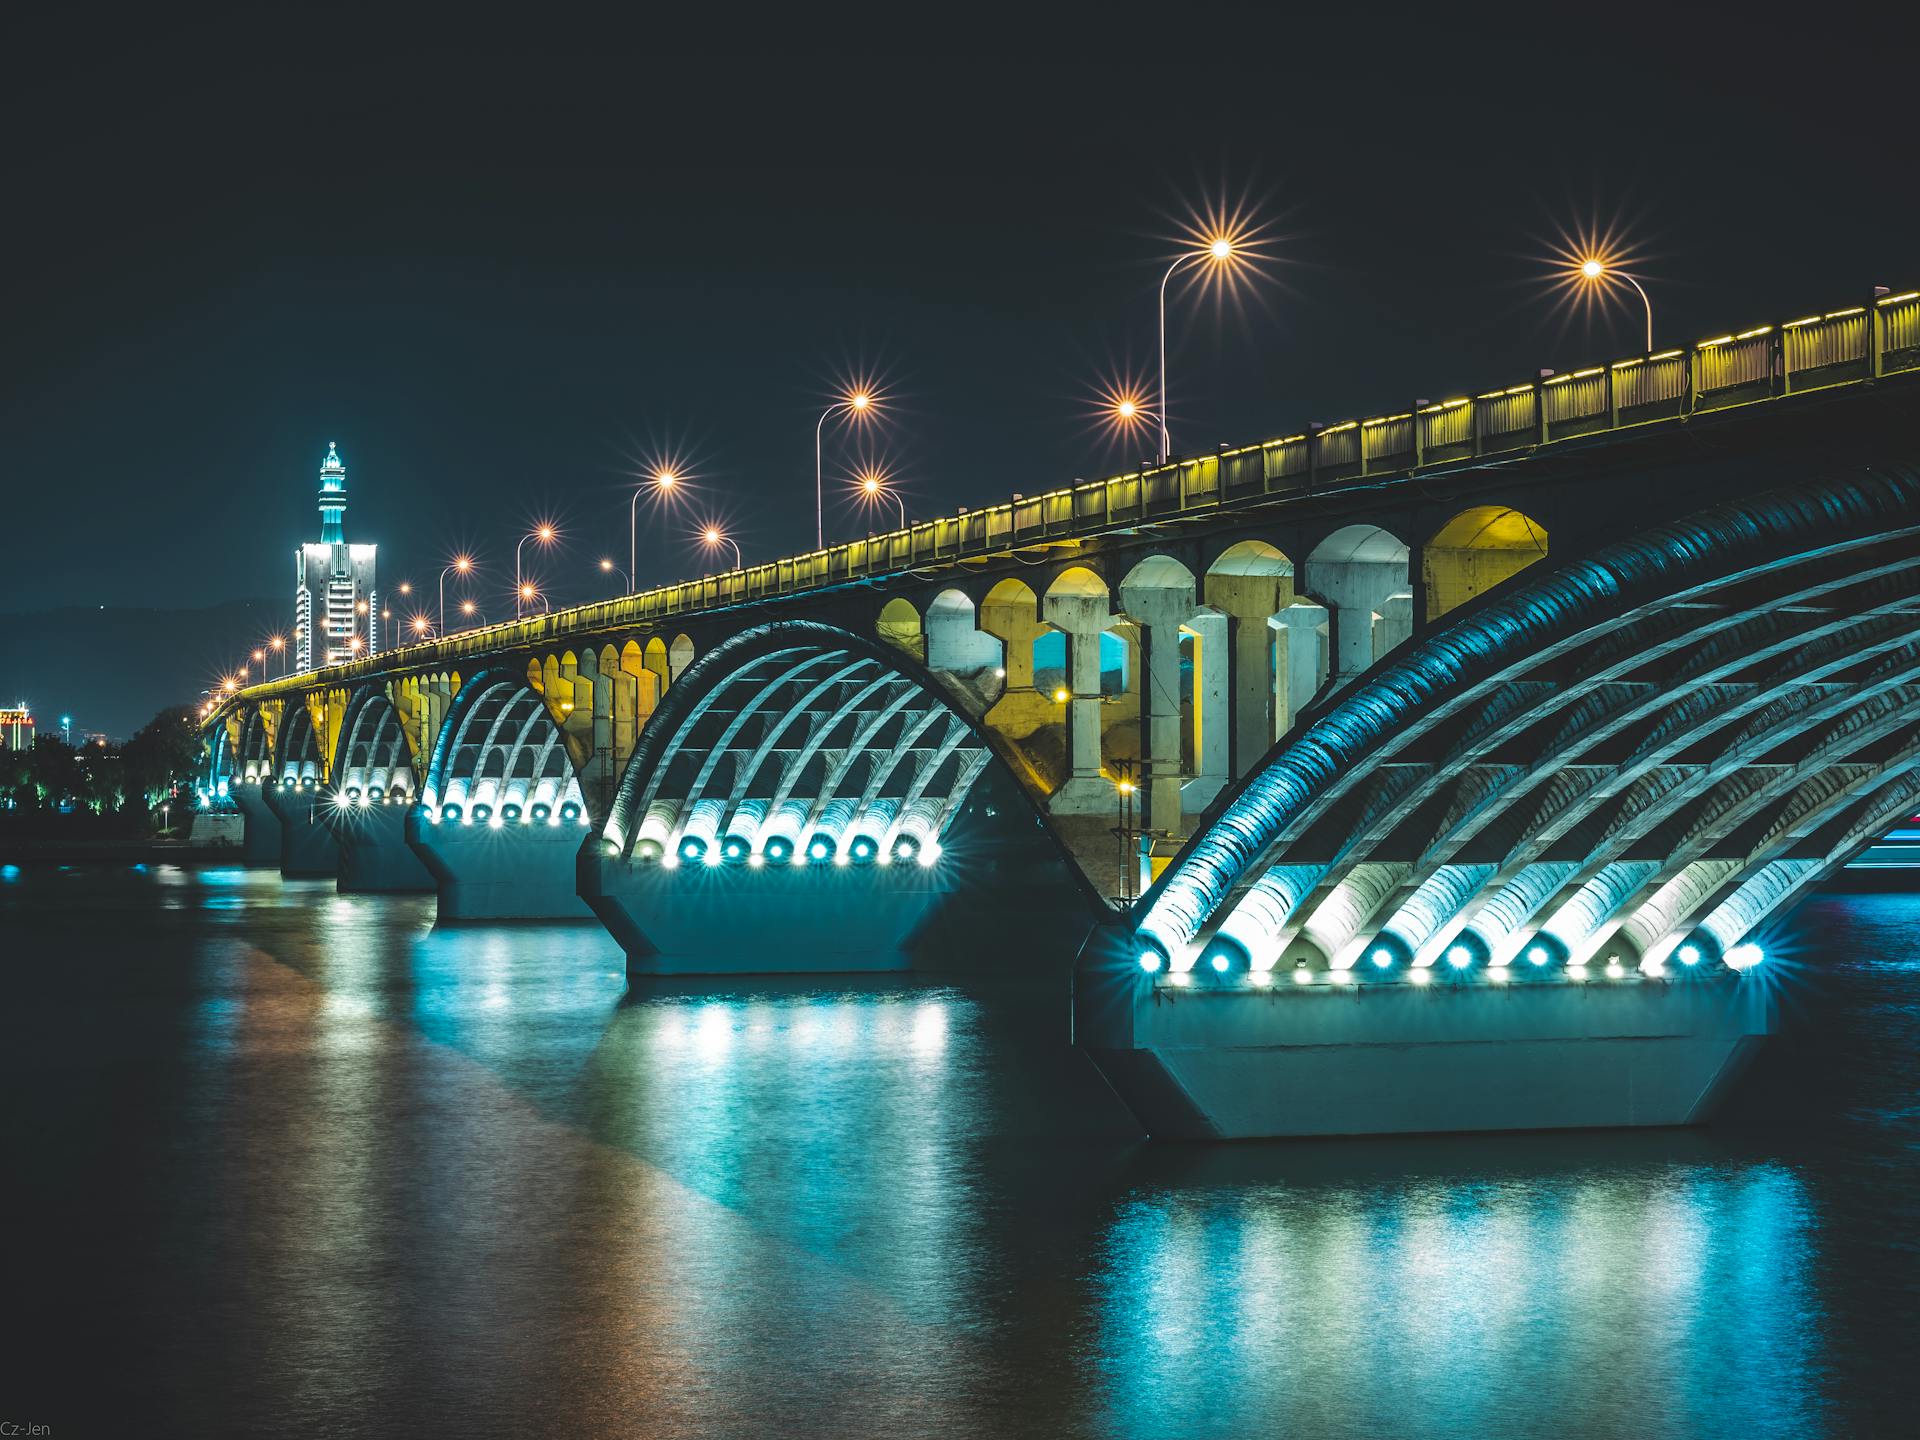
4, 864, 1916, 1435
1089, 1159, 1823, 1437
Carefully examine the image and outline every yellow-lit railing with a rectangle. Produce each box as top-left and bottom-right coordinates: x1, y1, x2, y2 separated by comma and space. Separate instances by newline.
229, 286, 1920, 706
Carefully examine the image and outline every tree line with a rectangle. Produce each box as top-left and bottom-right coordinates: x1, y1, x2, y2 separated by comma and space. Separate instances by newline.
0, 707, 205, 830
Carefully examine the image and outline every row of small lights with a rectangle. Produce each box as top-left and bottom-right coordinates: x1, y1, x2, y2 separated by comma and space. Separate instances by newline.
623, 831, 941, 871
1139, 938, 1763, 984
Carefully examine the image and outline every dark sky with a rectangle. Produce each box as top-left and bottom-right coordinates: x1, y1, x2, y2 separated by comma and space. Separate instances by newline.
4, 17, 1914, 646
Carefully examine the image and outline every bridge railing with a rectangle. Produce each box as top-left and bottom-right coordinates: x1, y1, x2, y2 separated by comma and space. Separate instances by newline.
232, 286, 1919, 701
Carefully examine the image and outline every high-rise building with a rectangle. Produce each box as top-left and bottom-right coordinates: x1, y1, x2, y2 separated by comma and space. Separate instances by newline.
294, 442, 378, 670
1, 705, 33, 751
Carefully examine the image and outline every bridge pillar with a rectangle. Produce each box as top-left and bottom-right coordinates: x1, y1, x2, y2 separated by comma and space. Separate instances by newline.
1120, 574, 1197, 832
325, 795, 435, 894
259, 780, 341, 879
406, 809, 593, 922
1181, 607, 1230, 815
1275, 601, 1329, 730
581, 855, 956, 976
1076, 933, 1773, 1139
229, 780, 283, 867
1373, 591, 1415, 658
1309, 559, 1406, 683
1043, 587, 1114, 814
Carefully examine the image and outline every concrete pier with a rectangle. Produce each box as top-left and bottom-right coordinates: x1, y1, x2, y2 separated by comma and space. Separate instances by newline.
326, 797, 434, 893
406, 809, 593, 921
1077, 954, 1772, 1139
260, 780, 340, 878
229, 781, 284, 868
579, 854, 956, 975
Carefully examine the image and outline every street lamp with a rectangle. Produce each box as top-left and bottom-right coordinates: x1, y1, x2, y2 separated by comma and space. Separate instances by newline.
518, 581, 550, 615
269, 634, 286, 677
1156, 231, 1248, 463
600, 557, 631, 593
439, 554, 475, 635
630, 467, 680, 595
854, 466, 906, 529
700, 524, 742, 571
816, 386, 880, 549
1575, 255, 1655, 353
460, 599, 483, 625
517, 525, 557, 618
411, 614, 433, 640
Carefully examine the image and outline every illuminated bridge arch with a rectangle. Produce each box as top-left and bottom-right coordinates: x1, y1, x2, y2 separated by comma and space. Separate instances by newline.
276, 702, 324, 786
423, 669, 586, 825
236, 707, 277, 782
603, 621, 1002, 867
331, 687, 416, 802
1137, 464, 1920, 979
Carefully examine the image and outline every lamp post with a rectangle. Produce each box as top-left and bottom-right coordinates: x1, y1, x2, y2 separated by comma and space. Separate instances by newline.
1576, 256, 1654, 353
411, 615, 433, 641
816, 388, 877, 550
269, 635, 286, 677
460, 600, 484, 627
856, 467, 906, 529
630, 468, 679, 594
600, 557, 630, 593
700, 525, 742, 571
1157, 234, 1241, 464
439, 555, 474, 636
516, 526, 556, 619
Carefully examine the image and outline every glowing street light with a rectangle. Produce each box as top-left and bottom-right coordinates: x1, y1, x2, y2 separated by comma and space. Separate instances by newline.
600, 557, 631, 593
411, 614, 433, 639
1574, 254, 1655, 353
349, 634, 364, 655
816, 385, 881, 549
269, 634, 286, 677
439, 554, 475, 636
516, 526, 558, 618
854, 465, 906, 529
700, 524, 742, 571
460, 599, 482, 624
630, 466, 681, 595
1156, 231, 1250, 463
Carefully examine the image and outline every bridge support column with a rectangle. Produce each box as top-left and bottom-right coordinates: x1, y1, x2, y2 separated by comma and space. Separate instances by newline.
326, 797, 434, 893
1309, 559, 1406, 683
1043, 588, 1114, 814
1373, 591, 1415, 658
406, 810, 593, 922
580, 851, 957, 975
229, 781, 283, 867
1181, 607, 1230, 815
1121, 576, 1197, 833
1076, 934, 1773, 1139
260, 781, 340, 879
1276, 602, 1329, 731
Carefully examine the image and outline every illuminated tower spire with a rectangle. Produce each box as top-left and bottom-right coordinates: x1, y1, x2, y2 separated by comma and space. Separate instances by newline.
318, 441, 347, 544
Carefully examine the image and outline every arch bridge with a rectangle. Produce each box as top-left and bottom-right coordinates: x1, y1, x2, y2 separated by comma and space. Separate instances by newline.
206, 285, 1920, 1137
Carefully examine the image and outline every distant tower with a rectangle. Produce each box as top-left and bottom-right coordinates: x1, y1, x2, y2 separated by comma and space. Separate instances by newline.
294, 442, 379, 670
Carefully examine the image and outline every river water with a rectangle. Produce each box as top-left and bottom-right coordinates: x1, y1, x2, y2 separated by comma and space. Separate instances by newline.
2, 864, 1917, 1437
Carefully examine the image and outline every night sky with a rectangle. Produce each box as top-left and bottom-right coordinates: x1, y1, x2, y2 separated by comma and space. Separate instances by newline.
3, 18, 1914, 730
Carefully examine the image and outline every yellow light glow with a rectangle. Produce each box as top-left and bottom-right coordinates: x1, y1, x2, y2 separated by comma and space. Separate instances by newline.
454, 555, 473, 573
252, 649, 264, 662
519, 583, 535, 600
600, 558, 613, 570
703, 526, 723, 545
537, 525, 555, 543
655, 469, 678, 489
1208, 237, 1233, 260
349, 635, 364, 653
849, 391, 871, 411
1580, 258, 1605, 280
411, 616, 430, 634
461, 601, 475, 615
270, 635, 284, 650
398, 582, 411, 595
1053, 687, 1069, 703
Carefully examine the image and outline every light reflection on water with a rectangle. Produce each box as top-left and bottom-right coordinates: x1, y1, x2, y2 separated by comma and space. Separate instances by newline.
2, 865, 1917, 1436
